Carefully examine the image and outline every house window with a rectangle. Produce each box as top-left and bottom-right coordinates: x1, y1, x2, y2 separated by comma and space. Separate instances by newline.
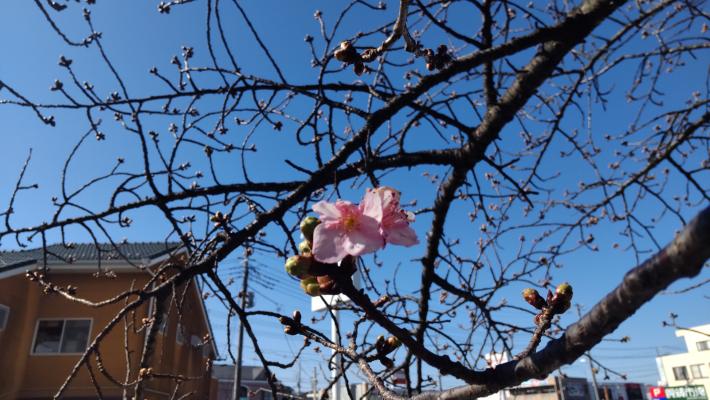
0, 305, 9, 330
697, 340, 709, 351
190, 334, 202, 347
690, 364, 706, 379
672, 366, 689, 381
32, 319, 91, 354
176, 323, 185, 345
158, 313, 168, 335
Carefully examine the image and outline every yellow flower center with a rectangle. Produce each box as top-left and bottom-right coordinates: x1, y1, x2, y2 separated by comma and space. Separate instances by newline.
343, 214, 358, 232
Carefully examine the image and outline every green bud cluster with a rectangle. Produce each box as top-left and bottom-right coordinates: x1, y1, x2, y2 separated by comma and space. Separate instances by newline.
522, 282, 574, 325
299, 216, 320, 243
283, 217, 322, 296
285, 216, 358, 298
522, 288, 547, 310
287, 216, 340, 297
300, 276, 320, 296
285, 255, 311, 278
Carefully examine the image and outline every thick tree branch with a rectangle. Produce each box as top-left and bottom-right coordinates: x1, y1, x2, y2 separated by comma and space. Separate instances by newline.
412, 204, 710, 400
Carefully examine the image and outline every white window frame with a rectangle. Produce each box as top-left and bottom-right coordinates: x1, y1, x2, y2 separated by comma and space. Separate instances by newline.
30, 318, 93, 356
0, 304, 9, 330
697, 340, 709, 351
690, 364, 706, 379
672, 366, 689, 381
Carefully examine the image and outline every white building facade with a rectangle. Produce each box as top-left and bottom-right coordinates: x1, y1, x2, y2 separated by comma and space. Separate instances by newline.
655, 324, 710, 397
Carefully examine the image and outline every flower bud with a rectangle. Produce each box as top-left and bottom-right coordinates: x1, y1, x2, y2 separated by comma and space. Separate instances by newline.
298, 240, 312, 254
300, 216, 320, 242
300, 277, 320, 296
300, 276, 315, 290
292, 310, 302, 324
353, 62, 365, 76
548, 283, 573, 314
555, 282, 573, 300
373, 295, 390, 308
210, 211, 224, 224
334, 41, 359, 64
305, 283, 320, 296
379, 357, 394, 369
317, 275, 339, 295
285, 255, 312, 278
284, 325, 297, 335
386, 336, 401, 349
555, 299, 571, 314
334, 41, 350, 61
522, 288, 547, 310
375, 335, 386, 352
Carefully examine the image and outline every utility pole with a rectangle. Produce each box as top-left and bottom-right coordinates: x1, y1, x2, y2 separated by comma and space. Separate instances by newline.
232, 250, 250, 400
309, 268, 361, 400
576, 304, 600, 400
297, 361, 302, 396
331, 309, 342, 400
312, 367, 318, 400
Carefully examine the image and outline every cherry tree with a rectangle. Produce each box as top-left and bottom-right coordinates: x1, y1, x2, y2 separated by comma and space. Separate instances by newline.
1, 0, 708, 398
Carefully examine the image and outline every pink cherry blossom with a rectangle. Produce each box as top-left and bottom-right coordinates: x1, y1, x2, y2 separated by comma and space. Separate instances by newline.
361, 187, 419, 247
311, 200, 384, 263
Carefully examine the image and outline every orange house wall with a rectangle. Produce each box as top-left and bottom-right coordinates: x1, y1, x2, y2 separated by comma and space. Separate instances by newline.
0, 268, 212, 399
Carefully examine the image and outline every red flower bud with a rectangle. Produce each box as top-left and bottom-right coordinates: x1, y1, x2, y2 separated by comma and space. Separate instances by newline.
317, 275, 339, 295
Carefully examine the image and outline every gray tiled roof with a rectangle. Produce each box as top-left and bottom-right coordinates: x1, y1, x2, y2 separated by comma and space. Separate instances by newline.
212, 365, 268, 381
0, 242, 180, 273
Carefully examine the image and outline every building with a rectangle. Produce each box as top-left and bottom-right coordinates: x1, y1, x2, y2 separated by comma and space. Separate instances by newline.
210, 365, 297, 400
597, 382, 647, 400
656, 324, 710, 396
508, 375, 650, 400
0, 242, 217, 400
507, 376, 592, 400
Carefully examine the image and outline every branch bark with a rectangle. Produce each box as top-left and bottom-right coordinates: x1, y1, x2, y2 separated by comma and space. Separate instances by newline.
412, 204, 710, 400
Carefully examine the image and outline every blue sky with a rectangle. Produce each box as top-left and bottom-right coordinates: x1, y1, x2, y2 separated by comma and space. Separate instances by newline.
0, 0, 707, 391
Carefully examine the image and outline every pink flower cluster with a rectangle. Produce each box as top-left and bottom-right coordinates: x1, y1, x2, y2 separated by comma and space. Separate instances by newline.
311, 187, 419, 263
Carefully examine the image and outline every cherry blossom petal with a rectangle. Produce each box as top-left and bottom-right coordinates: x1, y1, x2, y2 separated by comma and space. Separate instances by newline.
334, 200, 359, 216
357, 214, 384, 241
360, 189, 382, 221
384, 221, 419, 246
312, 224, 348, 263
377, 186, 400, 211
343, 217, 385, 256
312, 200, 341, 220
